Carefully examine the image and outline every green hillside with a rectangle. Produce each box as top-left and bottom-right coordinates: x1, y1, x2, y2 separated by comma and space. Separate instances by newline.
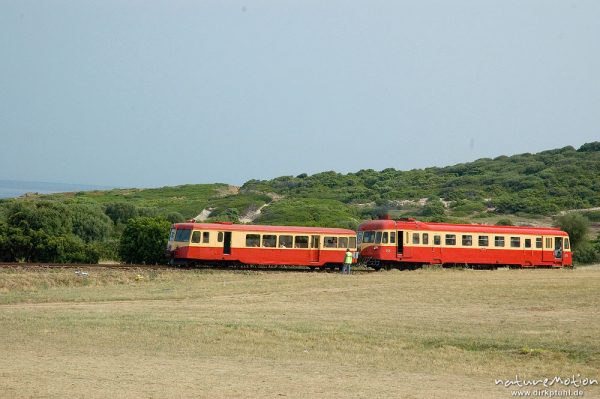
245, 142, 600, 226
1, 142, 599, 263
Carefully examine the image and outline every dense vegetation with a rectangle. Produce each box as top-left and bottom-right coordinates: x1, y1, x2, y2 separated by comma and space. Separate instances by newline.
244, 143, 600, 223
0, 142, 599, 264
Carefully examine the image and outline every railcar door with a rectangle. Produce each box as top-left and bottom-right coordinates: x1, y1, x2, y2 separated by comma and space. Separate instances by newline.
223, 232, 232, 255
431, 234, 442, 264
523, 238, 534, 266
542, 236, 553, 262
554, 237, 564, 263
310, 235, 320, 262
397, 231, 404, 255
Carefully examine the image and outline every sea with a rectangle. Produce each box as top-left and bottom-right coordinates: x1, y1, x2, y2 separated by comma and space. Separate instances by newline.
0, 180, 111, 199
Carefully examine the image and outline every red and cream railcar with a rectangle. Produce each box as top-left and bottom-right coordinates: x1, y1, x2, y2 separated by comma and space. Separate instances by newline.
167, 222, 357, 268
358, 218, 572, 270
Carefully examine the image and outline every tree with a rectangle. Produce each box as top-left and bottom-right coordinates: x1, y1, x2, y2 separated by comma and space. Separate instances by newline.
577, 142, 600, 152
6, 201, 72, 236
421, 199, 446, 218
164, 212, 185, 223
118, 217, 171, 264
104, 202, 138, 225
553, 213, 589, 249
70, 204, 113, 243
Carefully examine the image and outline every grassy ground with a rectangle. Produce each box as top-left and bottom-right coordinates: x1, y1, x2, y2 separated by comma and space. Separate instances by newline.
1, 266, 599, 398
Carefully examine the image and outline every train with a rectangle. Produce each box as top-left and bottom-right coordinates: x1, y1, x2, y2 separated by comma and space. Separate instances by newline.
166, 219, 572, 270
167, 221, 357, 269
358, 218, 572, 270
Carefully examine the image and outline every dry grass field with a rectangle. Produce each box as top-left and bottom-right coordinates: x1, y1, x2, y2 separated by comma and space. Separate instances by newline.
1, 265, 599, 398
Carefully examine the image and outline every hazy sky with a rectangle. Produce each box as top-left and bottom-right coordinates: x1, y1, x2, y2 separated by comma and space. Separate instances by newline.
1, 1, 599, 188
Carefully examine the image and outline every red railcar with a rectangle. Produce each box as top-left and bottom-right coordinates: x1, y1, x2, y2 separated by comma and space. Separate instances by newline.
358, 219, 572, 270
167, 222, 357, 268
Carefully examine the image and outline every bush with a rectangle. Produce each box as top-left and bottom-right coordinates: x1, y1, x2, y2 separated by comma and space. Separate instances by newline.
577, 142, 600, 152
573, 242, 600, 265
164, 212, 185, 223
118, 217, 171, 264
421, 199, 446, 218
580, 210, 600, 222
256, 198, 358, 228
0, 224, 99, 263
553, 213, 589, 249
43, 235, 100, 263
70, 204, 113, 243
104, 202, 138, 224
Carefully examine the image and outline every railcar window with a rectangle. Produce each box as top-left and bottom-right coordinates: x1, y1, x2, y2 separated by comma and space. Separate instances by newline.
279, 235, 293, 248
545, 238, 552, 248
390, 232, 396, 244
422, 233, 429, 245
536, 238, 543, 248
294, 236, 309, 248
218, 232, 223, 242
324, 236, 338, 248
245, 234, 260, 247
510, 237, 520, 248
412, 233, 420, 245
262, 235, 276, 247
357, 231, 364, 245
462, 235, 472, 246
433, 235, 441, 245
169, 228, 176, 242
339, 237, 349, 248
363, 231, 375, 243
382, 232, 388, 244
202, 232, 210, 243
564, 239, 570, 249
175, 229, 191, 242
445, 234, 456, 245
191, 231, 201, 243
478, 236, 489, 246
349, 237, 357, 249
525, 239, 531, 248
494, 236, 505, 247
375, 232, 382, 244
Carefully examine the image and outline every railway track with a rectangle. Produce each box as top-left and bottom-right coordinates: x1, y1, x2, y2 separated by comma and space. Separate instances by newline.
0, 262, 374, 273
0, 262, 173, 271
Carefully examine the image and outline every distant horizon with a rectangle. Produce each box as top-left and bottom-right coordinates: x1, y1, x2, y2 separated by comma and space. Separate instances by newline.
0, 179, 116, 199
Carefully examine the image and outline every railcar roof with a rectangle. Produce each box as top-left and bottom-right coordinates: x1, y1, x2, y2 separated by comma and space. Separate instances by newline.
358, 219, 568, 236
172, 222, 355, 235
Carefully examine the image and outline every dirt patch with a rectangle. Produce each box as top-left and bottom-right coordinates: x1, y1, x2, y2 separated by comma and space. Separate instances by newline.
215, 185, 240, 197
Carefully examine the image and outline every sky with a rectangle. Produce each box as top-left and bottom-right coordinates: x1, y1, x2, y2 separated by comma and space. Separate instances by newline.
1, 1, 599, 188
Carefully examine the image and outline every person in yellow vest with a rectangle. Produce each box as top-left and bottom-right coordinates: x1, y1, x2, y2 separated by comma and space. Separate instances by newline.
342, 248, 353, 274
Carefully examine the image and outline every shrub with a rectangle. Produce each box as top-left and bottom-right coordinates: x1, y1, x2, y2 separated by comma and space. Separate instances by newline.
118, 217, 171, 264
421, 199, 446, 218
573, 242, 600, 265
553, 213, 589, 249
